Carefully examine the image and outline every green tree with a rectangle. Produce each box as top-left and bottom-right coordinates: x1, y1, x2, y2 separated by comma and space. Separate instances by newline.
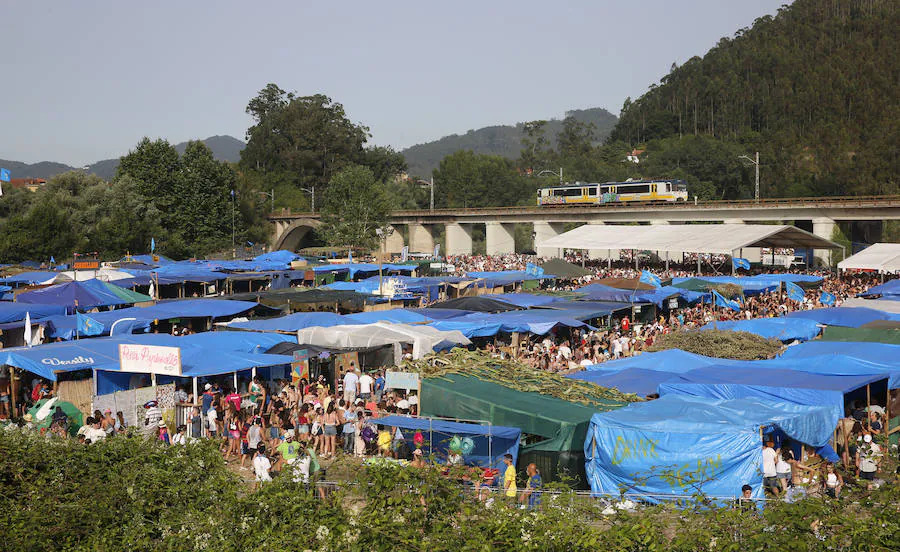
318, 165, 391, 251
115, 137, 181, 204
519, 120, 551, 172
434, 151, 535, 208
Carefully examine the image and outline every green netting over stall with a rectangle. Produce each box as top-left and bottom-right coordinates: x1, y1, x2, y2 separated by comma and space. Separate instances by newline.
421, 374, 625, 486
821, 326, 900, 344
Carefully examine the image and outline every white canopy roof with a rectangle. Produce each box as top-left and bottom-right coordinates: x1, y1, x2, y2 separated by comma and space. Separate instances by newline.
837, 243, 900, 273
539, 223, 839, 255
841, 298, 900, 314
296, 322, 470, 359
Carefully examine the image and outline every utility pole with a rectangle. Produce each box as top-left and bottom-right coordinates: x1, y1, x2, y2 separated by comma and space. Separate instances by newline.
430, 176, 434, 212
738, 152, 760, 201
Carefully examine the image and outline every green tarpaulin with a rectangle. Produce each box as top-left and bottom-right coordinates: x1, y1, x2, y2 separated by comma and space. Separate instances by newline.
821, 326, 900, 345
102, 281, 152, 304
27, 398, 84, 436
671, 278, 715, 292
421, 374, 625, 485
539, 258, 593, 280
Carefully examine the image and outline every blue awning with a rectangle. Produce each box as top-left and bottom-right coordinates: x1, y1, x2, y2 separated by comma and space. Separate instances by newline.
785, 307, 900, 328
700, 317, 822, 342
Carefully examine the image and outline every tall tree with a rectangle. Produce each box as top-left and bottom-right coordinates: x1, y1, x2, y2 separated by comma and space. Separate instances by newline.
318, 165, 391, 252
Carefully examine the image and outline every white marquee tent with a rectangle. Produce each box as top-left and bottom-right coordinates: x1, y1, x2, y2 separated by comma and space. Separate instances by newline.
539, 223, 840, 256
296, 322, 470, 360
837, 243, 900, 273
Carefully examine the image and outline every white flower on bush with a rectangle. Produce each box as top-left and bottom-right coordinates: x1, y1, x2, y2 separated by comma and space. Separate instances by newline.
315, 525, 330, 541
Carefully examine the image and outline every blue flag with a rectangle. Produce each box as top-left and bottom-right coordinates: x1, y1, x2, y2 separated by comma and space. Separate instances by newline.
639, 270, 662, 288
50, 256, 56, 264
150, 237, 156, 253
786, 281, 805, 302
0, 168, 9, 182
820, 291, 836, 306
713, 290, 742, 312
732, 257, 751, 270
76, 312, 105, 337
347, 248, 353, 263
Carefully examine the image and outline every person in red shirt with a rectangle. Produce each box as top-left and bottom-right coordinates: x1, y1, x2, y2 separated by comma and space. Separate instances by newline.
225, 389, 242, 412
621, 316, 631, 332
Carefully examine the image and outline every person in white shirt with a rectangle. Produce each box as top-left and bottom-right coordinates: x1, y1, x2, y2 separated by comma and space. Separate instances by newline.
253, 443, 273, 488
358, 372, 374, 399
761, 439, 780, 496
84, 418, 107, 443
207, 405, 218, 438
171, 425, 187, 446
343, 366, 360, 404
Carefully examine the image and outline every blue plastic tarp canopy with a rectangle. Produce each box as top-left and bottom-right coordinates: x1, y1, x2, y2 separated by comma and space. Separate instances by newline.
0, 303, 66, 324
584, 395, 835, 501
376, 414, 521, 471
490, 293, 566, 308
569, 368, 682, 397
582, 348, 740, 373
785, 307, 899, 328
150, 264, 227, 284
0, 271, 60, 285
859, 279, 900, 300
671, 275, 785, 295
344, 310, 431, 325
229, 311, 347, 332
1, 332, 296, 382
407, 308, 477, 320
314, 263, 416, 278
430, 310, 591, 338
16, 279, 138, 312
466, 270, 550, 287
129, 254, 175, 266
658, 365, 885, 422
779, 341, 900, 388
543, 300, 633, 321
44, 299, 266, 340
253, 250, 304, 266
700, 317, 821, 342
576, 283, 682, 307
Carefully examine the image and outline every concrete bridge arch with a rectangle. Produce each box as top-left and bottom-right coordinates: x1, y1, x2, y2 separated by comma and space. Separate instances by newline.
272, 218, 323, 251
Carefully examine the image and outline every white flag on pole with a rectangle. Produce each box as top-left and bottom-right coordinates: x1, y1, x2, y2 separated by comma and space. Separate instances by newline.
24, 312, 32, 348
148, 281, 156, 300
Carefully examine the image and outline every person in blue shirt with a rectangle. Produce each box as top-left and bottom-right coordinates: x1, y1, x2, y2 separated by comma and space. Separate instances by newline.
374, 371, 386, 401
519, 463, 542, 509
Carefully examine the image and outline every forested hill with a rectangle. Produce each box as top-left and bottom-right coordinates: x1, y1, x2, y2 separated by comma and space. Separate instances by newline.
610, 0, 899, 197
402, 107, 617, 177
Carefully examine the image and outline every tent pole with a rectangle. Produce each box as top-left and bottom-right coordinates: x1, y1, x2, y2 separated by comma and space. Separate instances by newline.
634, 249, 638, 271
233, 371, 238, 392
866, 384, 871, 431
607, 250, 611, 270
581, 251, 585, 268
151, 373, 157, 387
192, 377, 199, 406
665, 251, 669, 275
8, 366, 17, 416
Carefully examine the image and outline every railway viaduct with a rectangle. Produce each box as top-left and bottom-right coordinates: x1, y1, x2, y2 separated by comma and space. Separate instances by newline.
269, 195, 900, 259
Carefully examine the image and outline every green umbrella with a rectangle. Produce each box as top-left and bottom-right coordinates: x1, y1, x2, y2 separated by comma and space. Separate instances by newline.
27, 398, 84, 436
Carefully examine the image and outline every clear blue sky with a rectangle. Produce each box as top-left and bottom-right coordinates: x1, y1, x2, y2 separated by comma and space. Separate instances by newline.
1, 1, 789, 166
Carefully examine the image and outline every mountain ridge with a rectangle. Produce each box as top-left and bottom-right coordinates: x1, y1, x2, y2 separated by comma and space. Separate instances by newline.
1, 135, 246, 181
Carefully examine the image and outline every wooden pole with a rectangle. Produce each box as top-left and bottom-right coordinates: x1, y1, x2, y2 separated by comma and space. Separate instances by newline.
866, 384, 872, 431
8, 366, 16, 416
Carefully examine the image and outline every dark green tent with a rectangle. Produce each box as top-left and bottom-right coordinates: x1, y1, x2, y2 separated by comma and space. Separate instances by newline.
671, 278, 715, 292
539, 258, 593, 280
27, 398, 84, 436
421, 374, 625, 486
821, 326, 900, 345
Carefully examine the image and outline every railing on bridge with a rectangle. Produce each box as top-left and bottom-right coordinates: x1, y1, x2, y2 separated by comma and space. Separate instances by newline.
268, 194, 900, 219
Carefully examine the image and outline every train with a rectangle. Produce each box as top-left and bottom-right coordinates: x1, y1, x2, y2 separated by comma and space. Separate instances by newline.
536, 179, 688, 206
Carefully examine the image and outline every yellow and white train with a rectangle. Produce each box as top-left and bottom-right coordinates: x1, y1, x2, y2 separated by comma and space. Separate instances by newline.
537, 179, 688, 206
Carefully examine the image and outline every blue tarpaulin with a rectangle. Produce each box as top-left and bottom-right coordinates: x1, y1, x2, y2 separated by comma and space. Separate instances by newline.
779, 341, 900, 388
314, 263, 417, 278
483, 293, 565, 308
859, 279, 900, 300
407, 308, 477, 320
0, 271, 59, 285
16, 279, 138, 312
465, 270, 550, 288
1, 332, 294, 383
658, 365, 885, 422
430, 310, 591, 338
44, 299, 269, 340
785, 307, 899, 328
582, 348, 742, 373
343, 310, 432, 325
543, 300, 633, 321
0, 303, 66, 324
700, 317, 822, 342
229, 311, 347, 332
569, 368, 682, 396
375, 414, 521, 471
584, 395, 836, 500
576, 283, 682, 307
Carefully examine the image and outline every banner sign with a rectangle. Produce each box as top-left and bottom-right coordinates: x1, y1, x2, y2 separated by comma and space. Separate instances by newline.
291, 349, 309, 384
385, 371, 420, 390
118, 344, 182, 376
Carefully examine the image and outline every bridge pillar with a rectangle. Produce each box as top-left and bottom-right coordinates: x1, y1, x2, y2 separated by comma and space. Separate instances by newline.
384, 225, 405, 254
812, 217, 837, 266
445, 223, 473, 255
534, 222, 565, 258
485, 222, 515, 255
408, 223, 434, 254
